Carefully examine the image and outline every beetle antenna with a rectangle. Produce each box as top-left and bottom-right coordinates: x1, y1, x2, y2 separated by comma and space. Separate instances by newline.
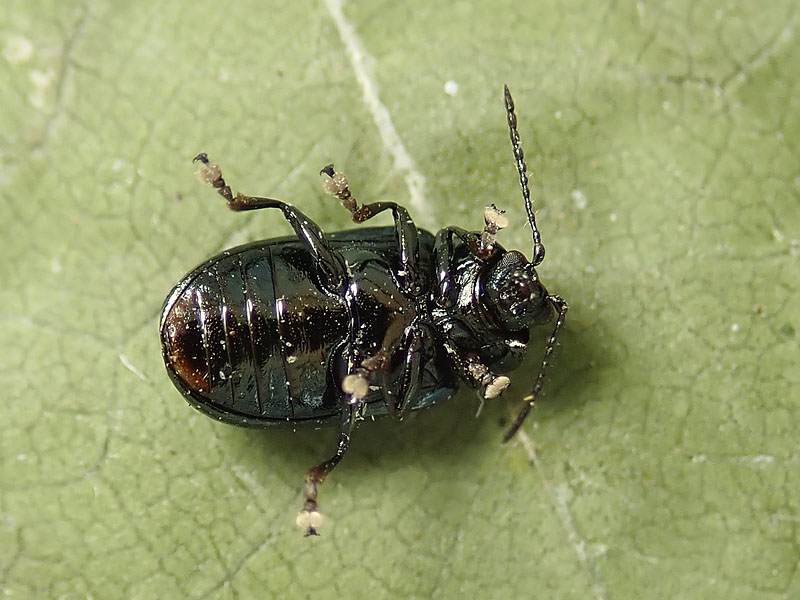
502, 295, 568, 442
504, 85, 545, 266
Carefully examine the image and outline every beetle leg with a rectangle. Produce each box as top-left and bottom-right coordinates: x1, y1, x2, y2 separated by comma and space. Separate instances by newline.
297, 403, 356, 537
480, 204, 509, 255
432, 229, 457, 306
320, 164, 423, 297
193, 154, 346, 289
503, 295, 568, 442
441, 341, 511, 400
296, 371, 369, 536
382, 326, 426, 419
433, 227, 499, 306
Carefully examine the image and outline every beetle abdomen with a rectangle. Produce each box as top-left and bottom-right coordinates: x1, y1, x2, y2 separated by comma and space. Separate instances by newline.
161, 228, 458, 426
160, 243, 347, 425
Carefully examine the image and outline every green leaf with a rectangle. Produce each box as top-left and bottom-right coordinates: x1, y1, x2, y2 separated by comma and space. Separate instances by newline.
2, 1, 799, 598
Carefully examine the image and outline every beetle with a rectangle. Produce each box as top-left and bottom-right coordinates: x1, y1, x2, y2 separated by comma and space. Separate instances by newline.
160, 86, 567, 535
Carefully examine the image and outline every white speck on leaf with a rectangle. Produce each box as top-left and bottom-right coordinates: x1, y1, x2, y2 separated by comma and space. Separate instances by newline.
571, 189, 587, 210
3, 35, 34, 64
444, 80, 458, 96
29, 68, 56, 109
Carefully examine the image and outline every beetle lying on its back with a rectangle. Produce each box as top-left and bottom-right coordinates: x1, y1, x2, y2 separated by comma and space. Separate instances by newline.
160, 86, 567, 535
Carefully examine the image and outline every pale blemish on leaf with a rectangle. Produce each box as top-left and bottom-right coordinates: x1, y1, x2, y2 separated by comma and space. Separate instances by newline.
3, 35, 34, 64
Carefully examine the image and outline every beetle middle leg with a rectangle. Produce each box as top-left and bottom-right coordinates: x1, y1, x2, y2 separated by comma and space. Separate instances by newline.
320, 164, 423, 296
193, 153, 345, 288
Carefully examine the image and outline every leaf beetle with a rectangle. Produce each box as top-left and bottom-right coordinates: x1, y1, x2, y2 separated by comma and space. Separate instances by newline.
159, 86, 567, 535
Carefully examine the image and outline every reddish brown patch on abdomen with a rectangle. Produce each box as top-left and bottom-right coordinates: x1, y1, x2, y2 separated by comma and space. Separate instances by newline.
161, 289, 210, 393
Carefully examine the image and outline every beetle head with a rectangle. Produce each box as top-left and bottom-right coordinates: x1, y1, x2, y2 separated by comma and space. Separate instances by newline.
483, 250, 554, 331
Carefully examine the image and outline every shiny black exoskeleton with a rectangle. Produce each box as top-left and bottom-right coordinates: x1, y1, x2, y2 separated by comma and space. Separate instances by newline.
160, 87, 567, 535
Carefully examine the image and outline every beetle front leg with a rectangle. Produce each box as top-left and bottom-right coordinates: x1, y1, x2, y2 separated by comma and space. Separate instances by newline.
433, 227, 488, 306
441, 340, 511, 400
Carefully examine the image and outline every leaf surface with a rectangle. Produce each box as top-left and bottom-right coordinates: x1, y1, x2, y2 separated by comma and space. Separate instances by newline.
2, 1, 799, 598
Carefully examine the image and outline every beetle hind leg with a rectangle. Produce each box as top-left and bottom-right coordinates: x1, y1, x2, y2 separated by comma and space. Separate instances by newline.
192, 153, 346, 290
193, 153, 237, 205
